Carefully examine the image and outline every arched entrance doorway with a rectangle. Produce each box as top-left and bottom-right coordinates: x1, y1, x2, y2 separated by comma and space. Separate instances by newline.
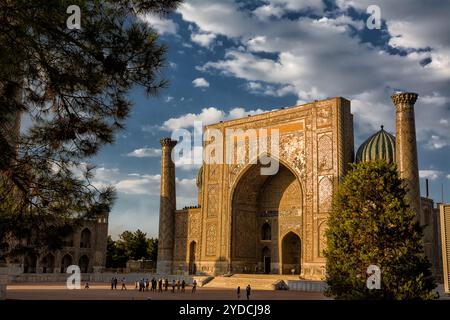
79, 255, 89, 273
41, 253, 55, 273
60, 254, 72, 273
189, 241, 197, 275
281, 232, 301, 275
231, 160, 302, 274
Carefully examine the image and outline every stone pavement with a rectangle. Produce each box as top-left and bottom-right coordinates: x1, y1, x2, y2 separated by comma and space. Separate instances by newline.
6, 283, 329, 300
6, 283, 448, 300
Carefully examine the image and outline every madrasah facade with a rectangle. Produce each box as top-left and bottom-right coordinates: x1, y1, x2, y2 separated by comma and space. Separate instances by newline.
156, 92, 443, 281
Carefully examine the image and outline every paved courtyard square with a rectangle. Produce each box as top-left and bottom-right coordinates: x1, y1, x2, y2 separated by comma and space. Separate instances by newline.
5, 283, 328, 300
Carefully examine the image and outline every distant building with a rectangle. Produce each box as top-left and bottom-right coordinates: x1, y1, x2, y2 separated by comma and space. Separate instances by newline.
421, 197, 443, 282
439, 204, 450, 293
6, 214, 108, 274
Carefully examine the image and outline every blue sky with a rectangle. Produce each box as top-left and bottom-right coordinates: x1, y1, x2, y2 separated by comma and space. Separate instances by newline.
89, 0, 450, 238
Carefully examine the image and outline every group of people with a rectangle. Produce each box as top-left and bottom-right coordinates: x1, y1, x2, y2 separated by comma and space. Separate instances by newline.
106, 276, 251, 299
110, 277, 128, 290
134, 278, 198, 293
237, 285, 252, 300
107, 277, 198, 293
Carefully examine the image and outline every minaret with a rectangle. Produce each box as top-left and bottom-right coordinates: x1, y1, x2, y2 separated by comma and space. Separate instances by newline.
391, 92, 421, 218
156, 138, 177, 274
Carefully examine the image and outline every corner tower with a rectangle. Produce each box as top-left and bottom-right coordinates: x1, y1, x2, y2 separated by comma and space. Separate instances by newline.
157, 138, 177, 274
391, 92, 421, 218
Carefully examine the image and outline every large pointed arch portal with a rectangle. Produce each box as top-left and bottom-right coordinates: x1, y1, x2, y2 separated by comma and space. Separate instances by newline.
230, 159, 303, 274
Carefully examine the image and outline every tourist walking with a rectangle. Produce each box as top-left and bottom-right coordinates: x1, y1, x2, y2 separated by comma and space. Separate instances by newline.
111, 277, 114, 290
246, 284, 251, 300
114, 277, 118, 289
176, 279, 181, 292
171, 279, 175, 293
181, 280, 186, 293
165, 278, 169, 291
192, 279, 197, 293
237, 286, 241, 299
158, 279, 163, 293
121, 277, 127, 290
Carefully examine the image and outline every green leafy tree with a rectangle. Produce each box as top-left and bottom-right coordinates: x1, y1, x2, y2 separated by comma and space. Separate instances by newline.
119, 229, 148, 260
324, 161, 436, 300
147, 237, 158, 262
106, 230, 157, 268
106, 235, 127, 268
0, 0, 181, 257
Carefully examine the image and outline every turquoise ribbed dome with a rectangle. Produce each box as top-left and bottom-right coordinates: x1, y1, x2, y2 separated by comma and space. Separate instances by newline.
356, 126, 396, 164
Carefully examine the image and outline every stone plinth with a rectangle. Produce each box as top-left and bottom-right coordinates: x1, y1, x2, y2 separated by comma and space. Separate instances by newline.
287, 280, 327, 292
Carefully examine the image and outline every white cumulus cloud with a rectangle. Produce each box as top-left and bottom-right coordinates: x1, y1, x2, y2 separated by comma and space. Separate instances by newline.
424, 135, 448, 150
161, 106, 266, 131
126, 147, 162, 158
253, 4, 284, 20
269, 0, 325, 13
419, 170, 443, 180
179, 0, 450, 151
91, 168, 198, 205
138, 14, 178, 35
191, 32, 217, 47
116, 174, 161, 195
192, 77, 210, 88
